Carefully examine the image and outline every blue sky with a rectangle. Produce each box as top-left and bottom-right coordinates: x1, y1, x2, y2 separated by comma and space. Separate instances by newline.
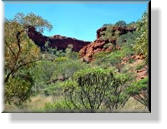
4, 2, 148, 41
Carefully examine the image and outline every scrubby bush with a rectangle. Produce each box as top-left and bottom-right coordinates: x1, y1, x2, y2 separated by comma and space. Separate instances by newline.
63, 67, 132, 112
115, 20, 127, 27
117, 31, 139, 47
42, 99, 77, 112
126, 77, 148, 107
29, 56, 90, 96
100, 26, 118, 41
43, 81, 65, 97
134, 12, 148, 62
92, 45, 134, 71
5, 76, 33, 105
50, 58, 90, 83
29, 60, 57, 95
135, 61, 146, 71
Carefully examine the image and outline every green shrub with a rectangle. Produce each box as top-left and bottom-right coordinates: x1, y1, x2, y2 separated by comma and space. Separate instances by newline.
134, 12, 148, 63
42, 99, 77, 112
63, 67, 132, 112
92, 46, 134, 70
29, 56, 90, 96
43, 81, 64, 96
117, 31, 139, 46
100, 26, 118, 41
135, 62, 145, 71
103, 43, 114, 49
115, 20, 127, 27
5, 77, 32, 105
126, 77, 148, 106
50, 58, 90, 82
29, 60, 57, 95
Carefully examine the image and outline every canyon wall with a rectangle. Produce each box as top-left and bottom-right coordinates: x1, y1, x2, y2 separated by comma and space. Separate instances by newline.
27, 26, 90, 52
79, 26, 136, 62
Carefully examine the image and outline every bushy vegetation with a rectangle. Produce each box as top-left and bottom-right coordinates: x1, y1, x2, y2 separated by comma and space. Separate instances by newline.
5, 76, 32, 105
92, 45, 135, 71
115, 20, 127, 27
63, 67, 132, 112
126, 77, 148, 107
4, 13, 52, 104
100, 26, 119, 41
134, 12, 148, 62
4, 12, 149, 112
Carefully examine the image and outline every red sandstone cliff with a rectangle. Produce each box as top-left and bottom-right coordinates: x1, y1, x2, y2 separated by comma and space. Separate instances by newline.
79, 26, 136, 62
27, 26, 90, 52
27, 25, 135, 60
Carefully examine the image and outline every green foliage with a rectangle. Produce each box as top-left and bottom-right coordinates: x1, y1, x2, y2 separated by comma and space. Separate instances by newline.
43, 99, 77, 112
103, 43, 114, 49
117, 31, 139, 46
127, 21, 137, 28
126, 77, 148, 106
29, 55, 89, 96
63, 67, 131, 112
4, 12, 52, 83
109, 46, 134, 64
134, 12, 148, 62
136, 62, 146, 71
92, 45, 134, 70
100, 26, 118, 41
51, 58, 90, 82
43, 81, 64, 96
44, 43, 79, 60
5, 76, 33, 105
127, 77, 148, 95
29, 60, 57, 95
4, 20, 40, 82
4, 13, 53, 105
103, 21, 127, 28
14, 12, 53, 32
115, 20, 127, 27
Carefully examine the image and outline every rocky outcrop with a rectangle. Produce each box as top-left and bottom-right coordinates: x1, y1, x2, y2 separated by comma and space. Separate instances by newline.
96, 26, 136, 39
27, 25, 136, 61
27, 26, 90, 52
79, 39, 120, 62
79, 26, 136, 62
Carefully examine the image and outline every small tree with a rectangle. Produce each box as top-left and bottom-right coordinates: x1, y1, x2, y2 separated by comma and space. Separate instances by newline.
115, 20, 127, 27
63, 67, 131, 112
4, 13, 52, 105
13, 12, 52, 32
5, 12, 52, 83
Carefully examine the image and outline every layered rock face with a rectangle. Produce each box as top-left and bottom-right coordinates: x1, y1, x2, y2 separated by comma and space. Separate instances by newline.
27, 26, 135, 61
79, 39, 120, 62
79, 26, 136, 62
27, 26, 90, 52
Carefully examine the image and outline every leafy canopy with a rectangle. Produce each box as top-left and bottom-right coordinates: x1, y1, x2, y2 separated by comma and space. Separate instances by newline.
4, 12, 53, 105
13, 12, 53, 32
